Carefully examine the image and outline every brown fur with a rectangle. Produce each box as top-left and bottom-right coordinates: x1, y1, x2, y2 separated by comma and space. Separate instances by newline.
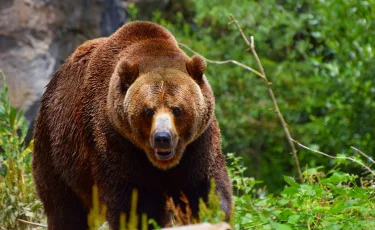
32, 21, 232, 230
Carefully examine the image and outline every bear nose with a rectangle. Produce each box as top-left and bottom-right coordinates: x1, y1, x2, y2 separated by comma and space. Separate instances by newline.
154, 132, 172, 149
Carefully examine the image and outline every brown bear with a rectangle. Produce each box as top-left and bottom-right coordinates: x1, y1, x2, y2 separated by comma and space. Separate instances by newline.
32, 21, 232, 230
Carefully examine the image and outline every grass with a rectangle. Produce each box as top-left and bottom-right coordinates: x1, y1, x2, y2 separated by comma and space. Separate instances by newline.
0, 70, 45, 229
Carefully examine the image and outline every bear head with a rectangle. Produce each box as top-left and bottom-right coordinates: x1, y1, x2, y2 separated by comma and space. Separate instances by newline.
107, 55, 214, 170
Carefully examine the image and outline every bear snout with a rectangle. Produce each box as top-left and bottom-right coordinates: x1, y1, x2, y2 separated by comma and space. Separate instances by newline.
150, 113, 179, 160
153, 131, 174, 159
154, 131, 172, 149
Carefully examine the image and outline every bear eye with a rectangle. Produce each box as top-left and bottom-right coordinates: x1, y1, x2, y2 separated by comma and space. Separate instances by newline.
172, 107, 183, 116
144, 108, 154, 116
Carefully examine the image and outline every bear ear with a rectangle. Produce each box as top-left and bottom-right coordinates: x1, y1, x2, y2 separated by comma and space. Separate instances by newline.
117, 60, 139, 90
186, 55, 206, 84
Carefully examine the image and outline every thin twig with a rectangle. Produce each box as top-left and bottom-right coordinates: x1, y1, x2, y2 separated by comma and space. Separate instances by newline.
178, 43, 266, 80
291, 139, 375, 177
228, 14, 303, 183
351, 146, 375, 164
18, 219, 47, 228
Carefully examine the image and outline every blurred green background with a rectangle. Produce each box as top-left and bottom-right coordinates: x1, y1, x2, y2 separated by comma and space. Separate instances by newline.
129, 0, 375, 192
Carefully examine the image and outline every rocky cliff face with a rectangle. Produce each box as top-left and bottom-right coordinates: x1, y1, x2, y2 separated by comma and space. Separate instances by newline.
0, 0, 127, 135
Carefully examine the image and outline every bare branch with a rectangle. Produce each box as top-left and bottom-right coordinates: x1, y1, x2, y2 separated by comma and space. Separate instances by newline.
18, 219, 47, 228
351, 146, 375, 165
291, 139, 375, 177
228, 14, 304, 183
178, 43, 266, 80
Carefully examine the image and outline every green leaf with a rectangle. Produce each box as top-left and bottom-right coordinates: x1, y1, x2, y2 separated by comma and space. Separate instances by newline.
344, 199, 358, 207
240, 213, 253, 224
25, 211, 35, 218
278, 199, 290, 206
281, 186, 299, 196
277, 208, 294, 221
284, 176, 300, 188
320, 172, 349, 184
287, 215, 300, 224
272, 222, 293, 230
330, 203, 346, 214
8, 108, 17, 130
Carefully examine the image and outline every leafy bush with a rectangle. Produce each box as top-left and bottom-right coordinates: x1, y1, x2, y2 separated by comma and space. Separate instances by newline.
228, 153, 375, 230
0, 71, 45, 229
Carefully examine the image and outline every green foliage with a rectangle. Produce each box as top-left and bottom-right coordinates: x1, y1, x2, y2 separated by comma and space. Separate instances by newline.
0, 70, 44, 229
88, 186, 108, 230
227, 153, 375, 230
123, 190, 140, 230
198, 179, 227, 224
88, 187, 151, 230
127, 3, 138, 22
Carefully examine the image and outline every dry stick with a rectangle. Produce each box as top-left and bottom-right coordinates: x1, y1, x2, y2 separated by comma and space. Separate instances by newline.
18, 219, 47, 228
228, 14, 304, 183
291, 139, 375, 177
178, 43, 265, 80
351, 146, 375, 165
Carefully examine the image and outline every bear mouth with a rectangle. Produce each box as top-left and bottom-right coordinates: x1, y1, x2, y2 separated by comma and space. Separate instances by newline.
154, 149, 174, 160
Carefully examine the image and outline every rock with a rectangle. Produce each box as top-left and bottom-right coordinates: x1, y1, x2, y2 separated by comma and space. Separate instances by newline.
0, 0, 127, 140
